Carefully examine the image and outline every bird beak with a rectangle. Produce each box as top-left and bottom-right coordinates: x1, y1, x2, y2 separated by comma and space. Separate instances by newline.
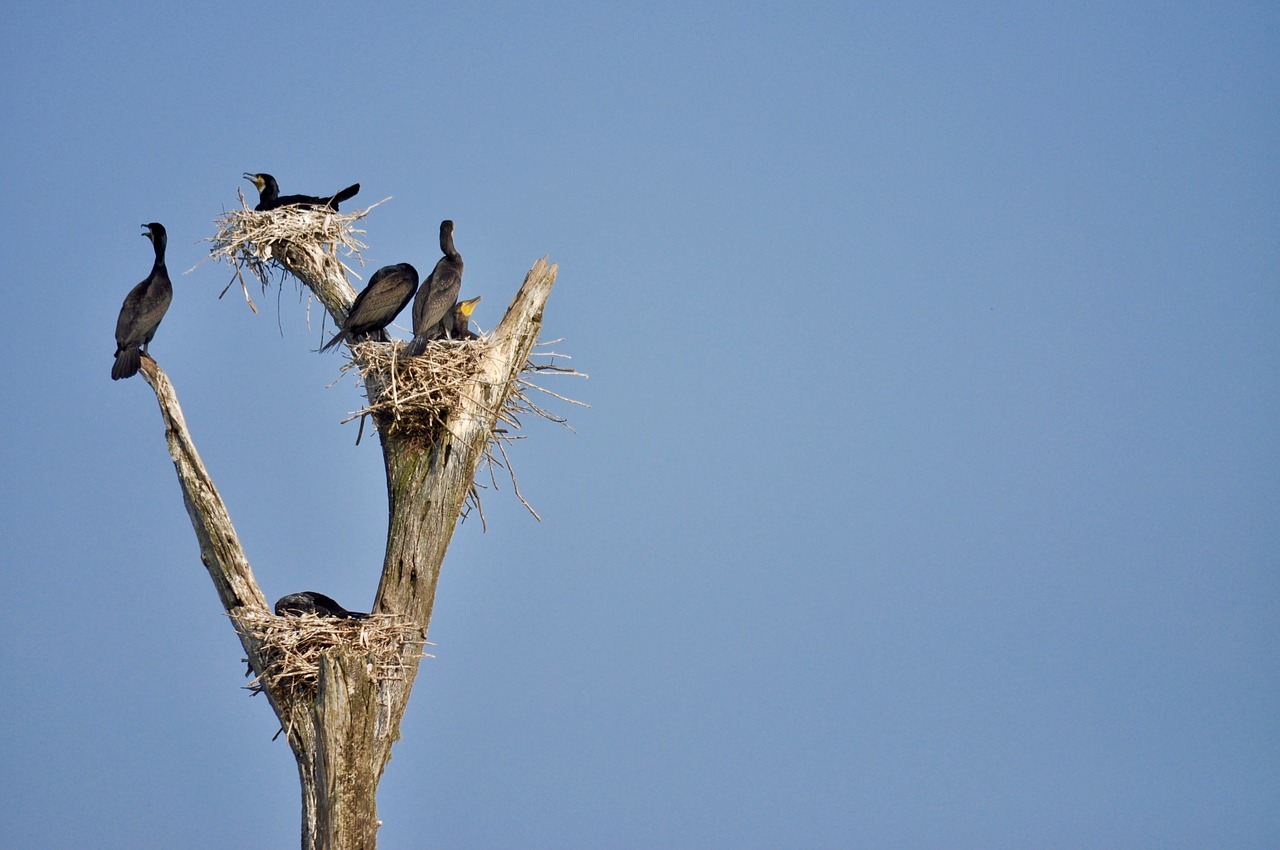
140, 225, 150, 238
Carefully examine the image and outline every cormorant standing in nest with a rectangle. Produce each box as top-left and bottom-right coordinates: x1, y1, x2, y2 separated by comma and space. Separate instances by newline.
274, 592, 369, 619
442, 296, 482, 340
242, 172, 360, 212
404, 220, 463, 356
112, 223, 173, 381
319, 262, 419, 351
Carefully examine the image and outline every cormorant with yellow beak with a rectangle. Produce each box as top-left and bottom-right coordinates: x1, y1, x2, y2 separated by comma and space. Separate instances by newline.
242, 172, 360, 212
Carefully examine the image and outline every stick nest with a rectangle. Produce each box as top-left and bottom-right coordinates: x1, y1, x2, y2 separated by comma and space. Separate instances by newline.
344, 339, 490, 444
203, 191, 383, 313
341, 337, 587, 522
237, 611, 425, 706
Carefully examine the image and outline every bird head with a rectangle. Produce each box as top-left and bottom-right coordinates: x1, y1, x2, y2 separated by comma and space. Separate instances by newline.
141, 222, 166, 243
457, 296, 481, 318
242, 173, 268, 192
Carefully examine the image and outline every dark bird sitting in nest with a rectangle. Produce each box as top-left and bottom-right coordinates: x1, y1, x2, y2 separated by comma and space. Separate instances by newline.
242, 172, 360, 212
274, 591, 369, 620
441, 296, 482, 340
112, 223, 173, 381
320, 262, 419, 351
404, 220, 464, 356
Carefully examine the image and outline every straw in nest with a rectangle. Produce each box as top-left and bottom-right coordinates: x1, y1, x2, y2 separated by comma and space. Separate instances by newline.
203, 191, 385, 313
343, 338, 489, 443
237, 610, 426, 706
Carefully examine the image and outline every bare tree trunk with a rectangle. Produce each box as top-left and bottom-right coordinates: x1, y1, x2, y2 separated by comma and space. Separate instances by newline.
297, 647, 386, 849
136, 230, 557, 848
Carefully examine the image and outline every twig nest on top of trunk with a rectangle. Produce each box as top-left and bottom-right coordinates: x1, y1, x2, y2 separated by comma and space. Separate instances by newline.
204, 191, 385, 313
344, 338, 489, 444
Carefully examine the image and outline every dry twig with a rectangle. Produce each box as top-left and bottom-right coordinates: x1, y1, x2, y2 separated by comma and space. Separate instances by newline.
200, 190, 387, 314
486, 340, 590, 519
339, 336, 588, 520
236, 611, 427, 706
343, 339, 490, 444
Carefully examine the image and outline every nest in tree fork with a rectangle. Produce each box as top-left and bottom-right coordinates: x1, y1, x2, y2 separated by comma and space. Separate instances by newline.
236, 610, 426, 705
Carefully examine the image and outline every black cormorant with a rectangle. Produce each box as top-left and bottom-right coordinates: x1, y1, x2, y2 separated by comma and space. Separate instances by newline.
274, 591, 369, 619
319, 262, 419, 351
442, 296, 482, 340
242, 173, 360, 212
112, 223, 173, 381
404, 221, 463, 356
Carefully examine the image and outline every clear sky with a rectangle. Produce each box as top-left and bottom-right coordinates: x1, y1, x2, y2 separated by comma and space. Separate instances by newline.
2, 2, 1277, 847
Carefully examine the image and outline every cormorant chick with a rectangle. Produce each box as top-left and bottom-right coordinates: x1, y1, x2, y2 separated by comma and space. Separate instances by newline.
441, 296, 482, 340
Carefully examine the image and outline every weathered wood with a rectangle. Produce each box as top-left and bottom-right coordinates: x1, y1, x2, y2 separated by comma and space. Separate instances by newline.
373, 260, 557, 719
280, 240, 360, 326
136, 358, 298, 769
138, 226, 557, 849
139, 358, 268, 616
310, 647, 383, 849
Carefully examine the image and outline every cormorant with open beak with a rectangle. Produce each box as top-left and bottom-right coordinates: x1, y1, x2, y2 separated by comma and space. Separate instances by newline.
112, 223, 173, 380
442, 296, 482, 340
242, 172, 360, 212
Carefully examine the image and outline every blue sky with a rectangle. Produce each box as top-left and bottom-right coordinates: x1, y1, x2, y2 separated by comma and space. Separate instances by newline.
2, 2, 1277, 847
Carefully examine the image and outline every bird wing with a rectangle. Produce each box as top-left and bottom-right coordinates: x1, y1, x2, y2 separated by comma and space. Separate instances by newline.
413, 258, 462, 334
115, 279, 149, 344
421, 265, 462, 332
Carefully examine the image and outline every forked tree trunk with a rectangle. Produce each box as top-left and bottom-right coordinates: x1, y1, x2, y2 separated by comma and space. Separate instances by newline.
137, 242, 557, 849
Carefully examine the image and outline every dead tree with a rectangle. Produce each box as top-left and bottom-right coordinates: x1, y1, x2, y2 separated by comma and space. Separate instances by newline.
132, 203, 569, 849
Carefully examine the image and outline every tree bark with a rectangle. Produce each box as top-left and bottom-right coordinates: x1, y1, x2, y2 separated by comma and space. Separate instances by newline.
136, 236, 557, 849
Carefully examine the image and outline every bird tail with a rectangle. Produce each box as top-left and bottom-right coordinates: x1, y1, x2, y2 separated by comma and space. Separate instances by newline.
319, 329, 348, 352
329, 183, 360, 207
112, 346, 141, 380
403, 334, 428, 357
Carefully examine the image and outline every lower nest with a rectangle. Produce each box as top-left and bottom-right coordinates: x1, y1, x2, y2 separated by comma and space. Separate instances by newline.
346, 338, 489, 443
237, 611, 425, 705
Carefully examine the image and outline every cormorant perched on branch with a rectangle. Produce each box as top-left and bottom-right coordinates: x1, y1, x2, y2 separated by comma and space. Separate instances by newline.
319, 262, 418, 351
242, 172, 360, 212
442, 296, 482, 340
274, 592, 369, 619
112, 223, 173, 381
404, 221, 463, 356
